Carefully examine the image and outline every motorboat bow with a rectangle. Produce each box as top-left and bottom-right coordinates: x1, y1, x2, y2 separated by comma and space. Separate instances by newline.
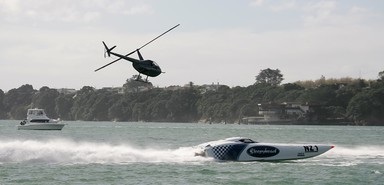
195, 137, 334, 161
17, 108, 65, 130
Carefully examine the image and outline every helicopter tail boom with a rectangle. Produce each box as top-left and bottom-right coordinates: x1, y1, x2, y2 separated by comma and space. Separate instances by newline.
102, 41, 116, 57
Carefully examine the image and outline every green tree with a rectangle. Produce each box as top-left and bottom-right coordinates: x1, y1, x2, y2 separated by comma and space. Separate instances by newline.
55, 94, 73, 120
283, 83, 304, 91
108, 97, 131, 121
0, 89, 6, 118
71, 86, 95, 120
89, 90, 117, 121
347, 86, 384, 125
239, 103, 258, 118
3, 84, 36, 119
255, 68, 284, 86
229, 98, 250, 122
166, 88, 200, 122
378, 70, 384, 81
197, 85, 231, 122
334, 79, 367, 109
297, 84, 339, 105
123, 75, 153, 93
132, 103, 146, 122
148, 100, 168, 121
32, 86, 60, 118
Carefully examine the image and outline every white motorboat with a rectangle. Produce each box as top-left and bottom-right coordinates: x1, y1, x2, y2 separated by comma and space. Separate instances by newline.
195, 137, 334, 161
17, 108, 65, 130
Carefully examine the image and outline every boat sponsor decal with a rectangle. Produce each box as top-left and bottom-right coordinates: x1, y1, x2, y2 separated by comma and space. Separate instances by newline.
303, 145, 318, 153
247, 146, 280, 158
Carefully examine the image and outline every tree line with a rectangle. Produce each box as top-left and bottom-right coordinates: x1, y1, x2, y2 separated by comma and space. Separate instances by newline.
1, 69, 384, 125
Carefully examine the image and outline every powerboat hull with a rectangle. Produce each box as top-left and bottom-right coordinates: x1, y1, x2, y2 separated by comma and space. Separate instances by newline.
196, 137, 334, 161
17, 123, 65, 130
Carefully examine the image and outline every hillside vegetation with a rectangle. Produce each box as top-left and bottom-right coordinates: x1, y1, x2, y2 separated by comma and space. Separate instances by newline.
1, 70, 384, 125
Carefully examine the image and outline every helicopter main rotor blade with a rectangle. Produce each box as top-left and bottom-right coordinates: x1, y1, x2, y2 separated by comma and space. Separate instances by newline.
138, 24, 180, 50
94, 50, 136, 72
94, 60, 118, 72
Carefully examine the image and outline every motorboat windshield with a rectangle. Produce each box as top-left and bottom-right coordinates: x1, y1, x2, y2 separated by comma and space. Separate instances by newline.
239, 138, 256, 143
28, 109, 45, 116
224, 137, 257, 143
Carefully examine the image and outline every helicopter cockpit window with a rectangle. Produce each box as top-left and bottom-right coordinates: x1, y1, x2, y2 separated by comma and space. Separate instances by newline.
152, 61, 159, 67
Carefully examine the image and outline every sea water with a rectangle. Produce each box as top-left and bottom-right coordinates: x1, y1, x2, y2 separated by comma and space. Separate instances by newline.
0, 120, 383, 185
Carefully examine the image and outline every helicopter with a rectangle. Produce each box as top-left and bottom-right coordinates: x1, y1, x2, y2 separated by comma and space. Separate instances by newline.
95, 24, 180, 82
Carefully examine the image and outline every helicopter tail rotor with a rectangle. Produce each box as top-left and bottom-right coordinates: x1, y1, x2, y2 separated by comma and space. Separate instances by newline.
102, 41, 116, 58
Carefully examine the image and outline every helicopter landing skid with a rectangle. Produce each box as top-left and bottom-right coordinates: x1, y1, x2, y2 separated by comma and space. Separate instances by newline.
135, 75, 150, 83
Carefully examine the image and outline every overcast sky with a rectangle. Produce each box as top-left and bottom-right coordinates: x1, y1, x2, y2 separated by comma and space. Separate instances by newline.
1, 0, 383, 91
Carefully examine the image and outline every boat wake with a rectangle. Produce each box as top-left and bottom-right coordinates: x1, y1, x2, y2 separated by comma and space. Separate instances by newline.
1, 139, 382, 165
331, 145, 384, 158
0, 139, 209, 164
312, 145, 384, 167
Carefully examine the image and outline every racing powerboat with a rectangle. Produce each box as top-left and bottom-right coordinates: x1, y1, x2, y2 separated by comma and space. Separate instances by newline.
195, 137, 334, 161
17, 108, 65, 130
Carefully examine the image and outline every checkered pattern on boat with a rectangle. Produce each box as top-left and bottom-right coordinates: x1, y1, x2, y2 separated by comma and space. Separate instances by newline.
212, 145, 232, 160
211, 144, 247, 160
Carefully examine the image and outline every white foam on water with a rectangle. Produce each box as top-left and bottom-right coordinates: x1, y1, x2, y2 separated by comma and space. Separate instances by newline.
0, 139, 210, 164
316, 145, 384, 167
2, 139, 381, 165
330, 145, 384, 158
